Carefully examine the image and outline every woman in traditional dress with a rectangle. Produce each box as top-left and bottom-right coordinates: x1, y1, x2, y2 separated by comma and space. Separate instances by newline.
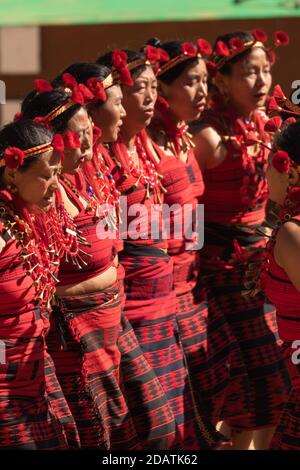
146, 37, 250, 444
190, 29, 291, 449
263, 118, 300, 450
0, 119, 80, 449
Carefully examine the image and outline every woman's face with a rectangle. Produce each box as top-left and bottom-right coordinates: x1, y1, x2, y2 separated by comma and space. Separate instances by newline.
89, 84, 126, 143
159, 58, 208, 122
62, 107, 93, 174
266, 150, 291, 205
6, 150, 61, 211
219, 47, 272, 116
121, 66, 158, 131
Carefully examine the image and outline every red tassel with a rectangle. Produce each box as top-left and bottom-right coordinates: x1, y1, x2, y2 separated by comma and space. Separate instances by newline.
78, 83, 94, 101
62, 73, 78, 89
266, 96, 281, 115
64, 130, 80, 149
52, 134, 65, 153
112, 50, 128, 68
264, 116, 282, 132
273, 84, 286, 101
87, 77, 106, 102
233, 239, 245, 263
119, 66, 133, 86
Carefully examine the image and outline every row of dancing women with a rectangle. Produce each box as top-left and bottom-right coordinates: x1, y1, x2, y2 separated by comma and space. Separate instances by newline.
0, 27, 299, 450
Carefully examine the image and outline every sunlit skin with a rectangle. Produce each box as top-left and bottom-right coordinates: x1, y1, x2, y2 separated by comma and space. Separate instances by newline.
120, 66, 158, 144
62, 107, 93, 174
159, 59, 208, 122
216, 47, 272, 117
4, 150, 61, 211
88, 84, 126, 143
193, 48, 273, 172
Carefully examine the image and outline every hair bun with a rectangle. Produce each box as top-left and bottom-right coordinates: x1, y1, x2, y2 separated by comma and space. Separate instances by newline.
146, 37, 161, 48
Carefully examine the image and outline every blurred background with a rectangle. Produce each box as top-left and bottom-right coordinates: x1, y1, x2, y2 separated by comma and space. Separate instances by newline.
0, 0, 300, 124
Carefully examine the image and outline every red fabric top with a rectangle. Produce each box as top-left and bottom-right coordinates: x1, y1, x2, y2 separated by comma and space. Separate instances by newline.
0, 192, 50, 396
264, 215, 300, 343
199, 98, 270, 225
150, 141, 204, 294
58, 171, 116, 286
110, 131, 167, 249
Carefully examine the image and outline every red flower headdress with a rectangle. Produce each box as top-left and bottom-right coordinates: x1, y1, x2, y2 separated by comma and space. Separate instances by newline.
0, 133, 67, 170
126, 45, 170, 77
211, 29, 289, 74
157, 39, 211, 76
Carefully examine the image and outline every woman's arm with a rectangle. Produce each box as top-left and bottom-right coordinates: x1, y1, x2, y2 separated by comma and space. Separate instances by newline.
192, 125, 227, 172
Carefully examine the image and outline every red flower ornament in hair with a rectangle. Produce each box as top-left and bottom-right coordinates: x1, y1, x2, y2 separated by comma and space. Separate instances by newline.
252, 29, 268, 43
62, 73, 93, 105
274, 31, 290, 47
197, 39, 212, 57
181, 42, 196, 57
272, 150, 291, 173
35, 79, 53, 94
112, 50, 128, 68
87, 77, 106, 102
229, 37, 244, 53
215, 41, 230, 57
4, 147, 25, 169
112, 51, 133, 86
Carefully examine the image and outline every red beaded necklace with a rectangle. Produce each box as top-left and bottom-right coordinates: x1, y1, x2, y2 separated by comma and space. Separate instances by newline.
111, 132, 167, 204
0, 194, 57, 308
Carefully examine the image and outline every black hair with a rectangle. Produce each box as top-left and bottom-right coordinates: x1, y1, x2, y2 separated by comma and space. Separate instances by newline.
0, 120, 54, 187
275, 120, 300, 165
214, 31, 258, 75
53, 62, 111, 88
52, 62, 112, 109
96, 50, 148, 79
21, 88, 82, 133
147, 38, 198, 84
